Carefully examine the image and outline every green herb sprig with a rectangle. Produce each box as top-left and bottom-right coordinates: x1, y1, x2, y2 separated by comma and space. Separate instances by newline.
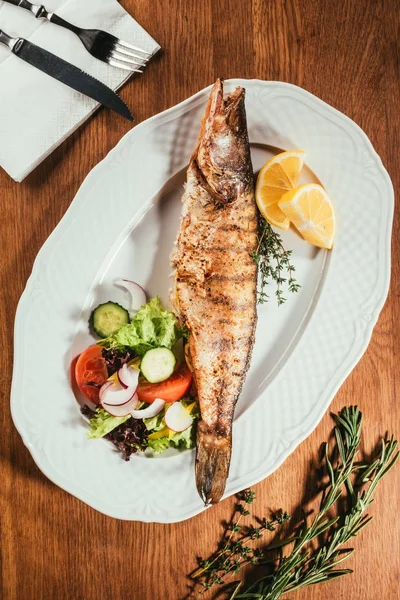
250, 216, 300, 306
190, 406, 398, 599
191, 490, 290, 593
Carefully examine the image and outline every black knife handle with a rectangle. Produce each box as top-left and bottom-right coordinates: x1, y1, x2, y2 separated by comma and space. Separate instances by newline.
0, 30, 13, 48
0, 29, 25, 54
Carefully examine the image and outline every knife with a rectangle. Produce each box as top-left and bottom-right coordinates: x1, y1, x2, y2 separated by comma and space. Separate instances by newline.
0, 29, 133, 121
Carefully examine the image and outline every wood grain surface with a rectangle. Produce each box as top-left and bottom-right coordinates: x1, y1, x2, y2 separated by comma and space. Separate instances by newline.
1, 1, 399, 599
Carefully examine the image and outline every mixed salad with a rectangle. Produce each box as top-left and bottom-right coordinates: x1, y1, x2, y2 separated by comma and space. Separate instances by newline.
72, 280, 198, 460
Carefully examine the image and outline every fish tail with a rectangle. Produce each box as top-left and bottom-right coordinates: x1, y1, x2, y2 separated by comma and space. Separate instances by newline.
195, 420, 232, 505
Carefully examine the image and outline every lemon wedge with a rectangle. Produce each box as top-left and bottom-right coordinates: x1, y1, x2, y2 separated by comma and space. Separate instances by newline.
278, 183, 336, 249
255, 150, 306, 230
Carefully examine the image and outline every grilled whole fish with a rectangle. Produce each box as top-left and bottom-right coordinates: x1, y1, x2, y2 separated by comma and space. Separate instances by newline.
171, 79, 258, 504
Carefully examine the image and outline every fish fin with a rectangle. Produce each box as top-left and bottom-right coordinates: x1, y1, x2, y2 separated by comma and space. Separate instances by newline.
195, 421, 232, 505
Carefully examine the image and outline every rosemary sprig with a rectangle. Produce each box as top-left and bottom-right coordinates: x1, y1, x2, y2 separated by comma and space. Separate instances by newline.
250, 215, 300, 306
189, 406, 399, 600
234, 407, 399, 599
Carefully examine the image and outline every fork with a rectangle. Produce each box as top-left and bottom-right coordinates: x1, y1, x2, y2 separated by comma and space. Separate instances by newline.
2, 0, 151, 72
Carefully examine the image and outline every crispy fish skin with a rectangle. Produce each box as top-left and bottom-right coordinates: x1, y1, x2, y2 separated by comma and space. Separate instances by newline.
171, 79, 258, 504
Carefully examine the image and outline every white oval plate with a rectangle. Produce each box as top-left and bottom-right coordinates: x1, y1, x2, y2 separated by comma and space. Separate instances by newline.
11, 80, 393, 522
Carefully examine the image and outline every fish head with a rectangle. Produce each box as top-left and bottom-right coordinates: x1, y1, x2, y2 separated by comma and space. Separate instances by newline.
192, 79, 253, 206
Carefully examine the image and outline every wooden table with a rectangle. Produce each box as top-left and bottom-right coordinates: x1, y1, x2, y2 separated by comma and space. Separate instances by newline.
1, 1, 399, 598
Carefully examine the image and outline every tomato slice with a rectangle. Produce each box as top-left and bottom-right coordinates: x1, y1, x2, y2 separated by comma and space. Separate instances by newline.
137, 362, 192, 403
74, 345, 108, 404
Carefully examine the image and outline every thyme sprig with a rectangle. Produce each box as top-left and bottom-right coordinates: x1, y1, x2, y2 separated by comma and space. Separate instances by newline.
250, 216, 300, 306
189, 406, 399, 600
191, 490, 290, 594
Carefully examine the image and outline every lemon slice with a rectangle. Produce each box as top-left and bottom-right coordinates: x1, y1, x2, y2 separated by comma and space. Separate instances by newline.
256, 150, 306, 230
278, 183, 336, 249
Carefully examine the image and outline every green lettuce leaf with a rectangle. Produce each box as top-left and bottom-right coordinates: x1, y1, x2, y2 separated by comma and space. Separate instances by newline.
143, 411, 165, 432
100, 297, 184, 355
86, 408, 130, 439
170, 425, 196, 450
147, 422, 197, 454
180, 397, 201, 419
147, 436, 172, 454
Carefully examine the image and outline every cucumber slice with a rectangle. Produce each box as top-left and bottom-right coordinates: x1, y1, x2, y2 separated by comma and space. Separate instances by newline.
141, 348, 176, 383
90, 302, 130, 338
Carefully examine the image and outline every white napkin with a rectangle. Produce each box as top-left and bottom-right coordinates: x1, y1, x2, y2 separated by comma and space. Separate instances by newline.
0, 0, 160, 182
